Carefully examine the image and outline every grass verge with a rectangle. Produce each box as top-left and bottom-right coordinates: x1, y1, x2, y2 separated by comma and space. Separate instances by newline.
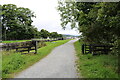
74, 40, 118, 78
2, 39, 70, 78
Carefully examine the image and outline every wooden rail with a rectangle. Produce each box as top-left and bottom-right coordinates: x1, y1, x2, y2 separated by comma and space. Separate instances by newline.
82, 44, 113, 55
16, 41, 37, 54
1, 38, 65, 54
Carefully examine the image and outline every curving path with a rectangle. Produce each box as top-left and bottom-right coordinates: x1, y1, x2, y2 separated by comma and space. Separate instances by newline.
15, 39, 78, 78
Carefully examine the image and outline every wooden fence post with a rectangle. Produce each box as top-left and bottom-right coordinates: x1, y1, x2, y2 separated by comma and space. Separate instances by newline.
28, 47, 30, 53
34, 41, 37, 54
89, 44, 92, 53
82, 44, 84, 54
84, 44, 86, 54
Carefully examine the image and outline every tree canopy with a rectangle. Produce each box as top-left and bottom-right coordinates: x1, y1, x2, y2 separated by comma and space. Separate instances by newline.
39, 29, 63, 39
39, 29, 50, 39
1, 4, 38, 40
57, 1, 120, 55
1, 4, 63, 40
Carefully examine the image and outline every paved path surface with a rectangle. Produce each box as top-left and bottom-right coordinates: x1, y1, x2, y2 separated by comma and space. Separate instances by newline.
15, 39, 78, 78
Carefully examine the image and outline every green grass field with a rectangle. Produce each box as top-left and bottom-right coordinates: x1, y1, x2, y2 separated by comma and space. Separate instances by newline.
2, 39, 60, 43
2, 39, 70, 78
2, 40, 31, 43
74, 40, 118, 78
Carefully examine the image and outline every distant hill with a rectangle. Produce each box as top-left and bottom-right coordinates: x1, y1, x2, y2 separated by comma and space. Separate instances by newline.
62, 34, 79, 37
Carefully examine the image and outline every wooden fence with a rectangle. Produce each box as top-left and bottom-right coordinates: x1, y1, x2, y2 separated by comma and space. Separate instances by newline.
82, 44, 113, 55
1, 39, 64, 54
16, 40, 38, 54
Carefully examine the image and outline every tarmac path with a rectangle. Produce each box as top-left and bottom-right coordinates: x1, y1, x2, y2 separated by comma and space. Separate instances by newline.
15, 39, 78, 78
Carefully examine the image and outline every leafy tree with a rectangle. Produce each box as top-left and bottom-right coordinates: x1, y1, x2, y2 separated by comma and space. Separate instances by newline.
57, 1, 120, 55
58, 34, 63, 38
1, 4, 36, 40
49, 32, 63, 39
39, 29, 63, 39
0, 5, 2, 40
39, 29, 50, 39
50, 32, 59, 38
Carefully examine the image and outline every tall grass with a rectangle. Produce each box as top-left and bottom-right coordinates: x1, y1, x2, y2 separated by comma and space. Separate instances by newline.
2, 39, 70, 78
74, 40, 118, 78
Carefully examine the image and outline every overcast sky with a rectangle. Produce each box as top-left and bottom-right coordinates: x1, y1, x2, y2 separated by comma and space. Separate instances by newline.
1, 0, 80, 35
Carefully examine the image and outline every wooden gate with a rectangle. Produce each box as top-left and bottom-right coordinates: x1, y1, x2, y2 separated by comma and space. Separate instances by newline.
82, 44, 113, 55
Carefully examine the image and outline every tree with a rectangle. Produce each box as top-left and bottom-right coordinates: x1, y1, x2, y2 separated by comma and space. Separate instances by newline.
50, 32, 59, 38
58, 34, 63, 38
39, 29, 50, 39
39, 29, 63, 39
57, 1, 120, 55
0, 5, 2, 41
1, 4, 36, 40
